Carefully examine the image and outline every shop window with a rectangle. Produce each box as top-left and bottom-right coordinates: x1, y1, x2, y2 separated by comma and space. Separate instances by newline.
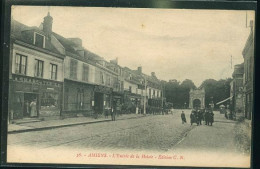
70, 59, 77, 79
41, 92, 59, 109
82, 64, 89, 82
15, 53, 27, 75
34, 32, 45, 48
50, 63, 58, 80
77, 89, 84, 110
34, 59, 44, 78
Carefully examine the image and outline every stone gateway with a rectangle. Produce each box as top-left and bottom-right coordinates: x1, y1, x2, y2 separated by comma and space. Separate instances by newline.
189, 88, 205, 109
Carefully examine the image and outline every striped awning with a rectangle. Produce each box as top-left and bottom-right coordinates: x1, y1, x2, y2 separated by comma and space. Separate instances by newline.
216, 96, 233, 105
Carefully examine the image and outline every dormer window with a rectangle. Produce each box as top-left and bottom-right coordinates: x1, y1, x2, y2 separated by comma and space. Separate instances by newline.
34, 32, 45, 48
129, 74, 132, 80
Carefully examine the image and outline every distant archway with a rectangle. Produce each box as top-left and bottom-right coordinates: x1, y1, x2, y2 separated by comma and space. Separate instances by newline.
193, 99, 201, 109
189, 88, 205, 109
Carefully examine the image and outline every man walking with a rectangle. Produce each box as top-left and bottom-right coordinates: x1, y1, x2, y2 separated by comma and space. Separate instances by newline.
208, 110, 214, 126
111, 107, 116, 121
204, 109, 209, 125
190, 110, 196, 125
181, 111, 186, 124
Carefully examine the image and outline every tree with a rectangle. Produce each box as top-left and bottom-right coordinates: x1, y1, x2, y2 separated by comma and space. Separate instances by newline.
200, 78, 232, 108
165, 79, 196, 108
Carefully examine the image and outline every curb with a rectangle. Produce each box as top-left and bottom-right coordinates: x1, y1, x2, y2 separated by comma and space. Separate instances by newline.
8, 115, 148, 134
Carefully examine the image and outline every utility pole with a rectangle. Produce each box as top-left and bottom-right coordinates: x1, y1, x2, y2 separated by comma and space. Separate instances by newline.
144, 76, 147, 115
161, 82, 164, 109
231, 55, 232, 69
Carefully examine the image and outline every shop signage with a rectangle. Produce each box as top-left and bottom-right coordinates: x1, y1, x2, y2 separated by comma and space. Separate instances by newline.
13, 74, 61, 87
94, 85, 112, 94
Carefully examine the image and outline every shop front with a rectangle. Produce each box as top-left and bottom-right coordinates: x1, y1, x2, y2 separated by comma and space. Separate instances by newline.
63, 79, 94, 117
9, 74, 63, 121
112, 91, 124, 115
122, 92, 141, 114
93, 85, 113, 116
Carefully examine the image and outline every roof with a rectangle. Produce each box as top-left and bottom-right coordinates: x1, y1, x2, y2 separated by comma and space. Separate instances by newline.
11, 19, 61, 56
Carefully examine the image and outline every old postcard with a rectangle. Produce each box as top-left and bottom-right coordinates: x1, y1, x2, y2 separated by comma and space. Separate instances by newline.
7, 5, 254, 168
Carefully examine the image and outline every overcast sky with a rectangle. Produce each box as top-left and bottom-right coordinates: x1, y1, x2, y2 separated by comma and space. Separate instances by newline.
11, 6, 255, 87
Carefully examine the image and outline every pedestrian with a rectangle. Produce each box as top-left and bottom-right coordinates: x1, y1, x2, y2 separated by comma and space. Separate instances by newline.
208, 111, 214, 126
190, 110, 196, 126
111, 107, 116, 121
198, 110, 203, 125
30, 99, 37, 117
204, 109, 209, 125
181, 111, 186, 124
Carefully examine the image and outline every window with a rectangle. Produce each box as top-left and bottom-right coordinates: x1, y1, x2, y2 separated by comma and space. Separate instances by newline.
136, 88, 138, 94
35, 59, 44, 78
149, 89, 151, 98
157, 90, 159, 97
15, 53, 27, 75
41, 92, 59, 109
50, 63, 58, 80
129, 86, 132, 93
70, 59, 77, 79
100, 72, 104, 84
82, 64, 89, 81
107, 76, 111, 86
129, 74, 132, 80
34, 33, 45, 48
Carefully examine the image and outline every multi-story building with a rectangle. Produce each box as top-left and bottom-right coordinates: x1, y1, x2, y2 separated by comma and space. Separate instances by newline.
9, 12, 165, 121
121, 67, 144, 113
230, 63, 244, 116
9, 13, 65, 121
242, 20, 254, 120
54, 31, 118, 117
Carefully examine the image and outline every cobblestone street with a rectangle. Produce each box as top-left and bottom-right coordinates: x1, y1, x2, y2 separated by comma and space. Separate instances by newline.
7, 109, 251, 167
8, 110, 193, 151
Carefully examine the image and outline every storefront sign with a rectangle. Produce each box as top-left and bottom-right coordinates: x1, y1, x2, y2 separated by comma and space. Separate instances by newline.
94, 85, 112, 94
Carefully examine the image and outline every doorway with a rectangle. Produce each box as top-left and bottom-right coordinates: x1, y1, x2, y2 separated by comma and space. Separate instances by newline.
193, 99, 201, 109
94, 92, 104, 114
24, 93, 38, 118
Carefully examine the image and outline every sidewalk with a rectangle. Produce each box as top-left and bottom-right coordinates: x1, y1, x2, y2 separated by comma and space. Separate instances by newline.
168, 111, 250, 168
8, 113, 148, 134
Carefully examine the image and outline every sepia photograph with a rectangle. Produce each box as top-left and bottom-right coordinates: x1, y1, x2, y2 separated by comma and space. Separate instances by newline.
6, 5, 254, 168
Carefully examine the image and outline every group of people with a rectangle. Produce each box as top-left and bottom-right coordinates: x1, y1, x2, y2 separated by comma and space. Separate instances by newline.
181, 108, 214, 126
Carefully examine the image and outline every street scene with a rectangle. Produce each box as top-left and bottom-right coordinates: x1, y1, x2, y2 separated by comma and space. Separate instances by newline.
7, 6, 254, 168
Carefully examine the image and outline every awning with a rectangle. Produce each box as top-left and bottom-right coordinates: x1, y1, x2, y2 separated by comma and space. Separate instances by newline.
216, 96, 233, 105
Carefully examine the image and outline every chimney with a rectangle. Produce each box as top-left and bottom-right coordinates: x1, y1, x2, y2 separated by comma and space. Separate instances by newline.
43, 12, 53, 38
68, 38, 82, 47
151, 72, 156, 77
137, 66, 142, 74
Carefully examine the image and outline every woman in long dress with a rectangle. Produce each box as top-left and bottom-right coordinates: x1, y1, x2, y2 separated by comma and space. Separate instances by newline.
30, 100, 37, 117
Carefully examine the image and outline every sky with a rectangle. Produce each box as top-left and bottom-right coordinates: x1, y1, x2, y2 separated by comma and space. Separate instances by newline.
11, 6, 255, 87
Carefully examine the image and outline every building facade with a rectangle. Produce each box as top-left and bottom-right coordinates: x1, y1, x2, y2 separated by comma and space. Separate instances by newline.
230, 63, 244, 116
9, 15, 65, 121
9, 13, 165, 121
242, 21, 254, 120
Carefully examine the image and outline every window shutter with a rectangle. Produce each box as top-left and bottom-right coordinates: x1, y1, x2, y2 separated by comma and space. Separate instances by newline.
34, 60, 37, 77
